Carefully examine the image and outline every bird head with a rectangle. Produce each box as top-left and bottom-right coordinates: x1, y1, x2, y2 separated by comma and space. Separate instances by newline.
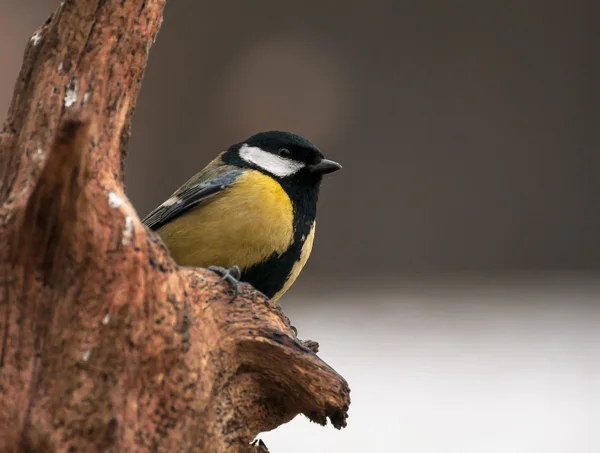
225, 131, 342, 183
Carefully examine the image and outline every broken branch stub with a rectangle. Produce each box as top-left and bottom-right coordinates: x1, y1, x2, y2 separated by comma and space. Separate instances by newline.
0, 1, 350, 452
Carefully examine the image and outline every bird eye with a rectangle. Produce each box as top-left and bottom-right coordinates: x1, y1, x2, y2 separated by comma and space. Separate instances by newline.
278, 148, 291, 158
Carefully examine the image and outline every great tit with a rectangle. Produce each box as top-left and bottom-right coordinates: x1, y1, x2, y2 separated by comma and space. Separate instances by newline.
142, 131, 342, 302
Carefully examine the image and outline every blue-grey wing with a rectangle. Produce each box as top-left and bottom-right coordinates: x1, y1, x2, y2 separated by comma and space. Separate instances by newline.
142, 168, 242, 231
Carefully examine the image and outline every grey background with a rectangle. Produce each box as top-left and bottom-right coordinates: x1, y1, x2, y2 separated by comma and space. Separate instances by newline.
1, 1, 600, 452
2, 0, 599, 284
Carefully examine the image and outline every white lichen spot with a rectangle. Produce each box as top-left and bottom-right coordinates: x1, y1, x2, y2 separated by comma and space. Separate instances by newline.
30, 32, 43, 46
154, 18, 163, 43
58, 62, 63, 73
32, 148, 45, 164
82, 350, 92, 362
83, 91, 91, 103
122, 215, 134, 246
108, 191, 124, 209
101, 314, 111, 326
63, 78, 78, 108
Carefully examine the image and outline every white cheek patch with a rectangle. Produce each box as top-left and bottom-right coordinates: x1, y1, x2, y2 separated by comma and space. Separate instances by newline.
239, 144, 304, 177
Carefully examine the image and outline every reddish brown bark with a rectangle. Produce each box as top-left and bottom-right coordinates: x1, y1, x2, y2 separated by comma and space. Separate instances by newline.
0, 1, 350, 452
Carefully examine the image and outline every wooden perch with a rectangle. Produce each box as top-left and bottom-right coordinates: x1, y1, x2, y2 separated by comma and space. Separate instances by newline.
0, 1, 350, 452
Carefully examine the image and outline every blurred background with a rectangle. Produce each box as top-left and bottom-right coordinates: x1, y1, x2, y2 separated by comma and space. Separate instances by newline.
2, 0, 600, 451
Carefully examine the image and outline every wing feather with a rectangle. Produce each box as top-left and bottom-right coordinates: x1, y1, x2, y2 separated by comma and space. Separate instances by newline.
142, 167, 242, 231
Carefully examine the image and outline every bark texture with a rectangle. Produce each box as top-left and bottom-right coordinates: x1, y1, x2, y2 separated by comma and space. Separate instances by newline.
0, 1, 350, 452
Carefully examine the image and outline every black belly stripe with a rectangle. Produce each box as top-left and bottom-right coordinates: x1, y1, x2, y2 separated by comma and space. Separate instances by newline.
241, 179, 318, 299
241, 233, 308, 299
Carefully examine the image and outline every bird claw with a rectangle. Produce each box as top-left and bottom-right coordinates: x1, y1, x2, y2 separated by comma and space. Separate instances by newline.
209, 265, 241, 303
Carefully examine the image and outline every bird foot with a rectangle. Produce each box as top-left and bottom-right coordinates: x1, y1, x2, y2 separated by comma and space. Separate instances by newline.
209, 265, 241, 303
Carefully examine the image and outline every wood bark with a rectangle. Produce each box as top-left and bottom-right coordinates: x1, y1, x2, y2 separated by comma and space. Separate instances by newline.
0, 1, 350, 452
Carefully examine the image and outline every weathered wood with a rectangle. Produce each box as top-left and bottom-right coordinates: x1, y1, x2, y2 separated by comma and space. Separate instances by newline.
0, 1, 350, 452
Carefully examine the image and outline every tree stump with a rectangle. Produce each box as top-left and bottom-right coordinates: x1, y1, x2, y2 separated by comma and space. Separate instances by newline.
0, 1, 350, 452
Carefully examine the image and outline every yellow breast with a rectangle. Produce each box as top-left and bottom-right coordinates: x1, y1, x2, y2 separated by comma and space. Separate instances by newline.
156, 170, 294, 270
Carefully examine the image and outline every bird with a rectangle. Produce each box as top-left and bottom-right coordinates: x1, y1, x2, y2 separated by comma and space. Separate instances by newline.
142, 131, 342, 302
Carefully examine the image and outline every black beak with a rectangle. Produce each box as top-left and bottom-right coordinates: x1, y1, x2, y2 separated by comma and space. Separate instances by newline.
308, 159, 342, 175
